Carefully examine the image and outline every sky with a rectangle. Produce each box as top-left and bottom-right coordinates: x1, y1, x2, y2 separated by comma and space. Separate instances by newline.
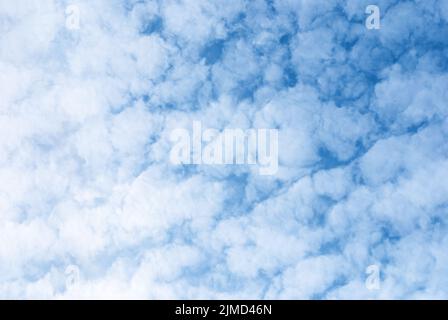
0, 0, 448, 299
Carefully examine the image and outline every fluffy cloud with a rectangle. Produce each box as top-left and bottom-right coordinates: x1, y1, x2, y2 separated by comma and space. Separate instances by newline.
0, 0, 447, 299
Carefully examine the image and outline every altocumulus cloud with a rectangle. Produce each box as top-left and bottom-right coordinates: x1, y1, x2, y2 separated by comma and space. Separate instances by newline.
0, 0, 448, 299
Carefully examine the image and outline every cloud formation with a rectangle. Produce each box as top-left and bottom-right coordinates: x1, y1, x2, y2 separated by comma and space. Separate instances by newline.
0, 0, 447, 299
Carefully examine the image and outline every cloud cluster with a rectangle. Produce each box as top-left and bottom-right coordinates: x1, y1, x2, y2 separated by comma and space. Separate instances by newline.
0, 0, 447, 299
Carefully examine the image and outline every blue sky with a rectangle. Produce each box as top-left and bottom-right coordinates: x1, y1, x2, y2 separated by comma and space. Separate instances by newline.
0, 0, 448, 299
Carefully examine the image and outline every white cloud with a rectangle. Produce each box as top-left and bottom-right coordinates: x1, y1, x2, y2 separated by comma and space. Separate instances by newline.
1, 0, 448, 299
